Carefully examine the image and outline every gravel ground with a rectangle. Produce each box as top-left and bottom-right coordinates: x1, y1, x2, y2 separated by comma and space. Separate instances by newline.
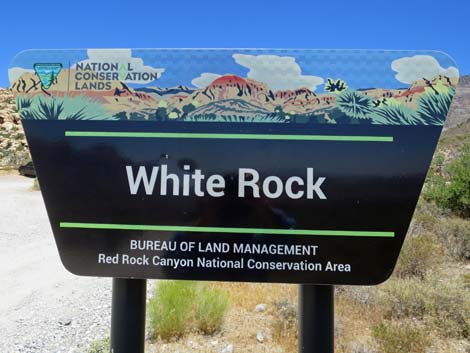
0, 174, 112, 353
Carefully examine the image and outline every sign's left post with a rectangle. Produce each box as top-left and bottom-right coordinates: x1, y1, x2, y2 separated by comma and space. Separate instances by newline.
110, 278, 147, 353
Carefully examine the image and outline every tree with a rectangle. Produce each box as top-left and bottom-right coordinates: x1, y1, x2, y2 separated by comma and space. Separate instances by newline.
424, 143, 470, 216
155, 107, 167, 121
324, 78, 348, 93
114, 111, 128, 120
182, 103, 196, 118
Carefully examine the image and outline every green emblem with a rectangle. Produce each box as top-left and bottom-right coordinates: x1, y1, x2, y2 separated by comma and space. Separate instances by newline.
34, 63, 63, 89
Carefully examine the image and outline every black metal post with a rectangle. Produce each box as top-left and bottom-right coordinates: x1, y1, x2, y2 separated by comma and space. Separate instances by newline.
298, 284, 334, 353
110, 278, 147, 353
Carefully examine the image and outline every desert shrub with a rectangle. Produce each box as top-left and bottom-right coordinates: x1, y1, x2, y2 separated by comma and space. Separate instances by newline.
271, 298, 298, 339
462, 273, 470, 290
375, 276, 470, 339
424, 283, 470, 338
194, 285, 229, 334
372, 320, 430, 353
348, 342, 376, 353
87, 337, 109, 353
376, 278, 428, 320
335, 285, 372, 305
437, 217, 470, 260
393, 234, 443, 278
424, 143, 470, 216
148, 280, 197, 340
412, 199, 445, 233
413, 200, 470, 260
148, 281, 229, 340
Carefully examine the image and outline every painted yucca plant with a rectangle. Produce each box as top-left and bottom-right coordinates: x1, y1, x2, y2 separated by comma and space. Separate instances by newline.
416, 88, 455, 125
336, 90, 373, 120
15, 95, 32, 110
185, 113, 286, 123
19, 95, 115, 120
370, 104, 425, 125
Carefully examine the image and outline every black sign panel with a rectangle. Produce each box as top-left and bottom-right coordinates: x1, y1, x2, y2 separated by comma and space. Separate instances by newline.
10, 49, 458, 284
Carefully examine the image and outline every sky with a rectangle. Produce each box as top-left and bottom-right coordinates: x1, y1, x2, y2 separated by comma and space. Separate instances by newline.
1, 0, 469, 88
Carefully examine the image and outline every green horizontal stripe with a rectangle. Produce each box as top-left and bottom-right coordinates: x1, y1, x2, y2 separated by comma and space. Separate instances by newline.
60, 222, 394, 238
65, 131, 393, 142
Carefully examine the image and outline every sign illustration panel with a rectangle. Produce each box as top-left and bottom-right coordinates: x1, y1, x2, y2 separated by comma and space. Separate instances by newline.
9, 49, 458, 284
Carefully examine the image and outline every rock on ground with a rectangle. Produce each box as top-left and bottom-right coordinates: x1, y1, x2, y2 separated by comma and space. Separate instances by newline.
0, 175, 112, 353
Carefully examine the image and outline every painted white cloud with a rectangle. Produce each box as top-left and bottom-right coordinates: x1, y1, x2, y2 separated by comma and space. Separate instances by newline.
233, 54, 324, 91
191, 72, 222, 87
73, 49, 165, 84
392, 55, 459, 84
8, 67, 34, 82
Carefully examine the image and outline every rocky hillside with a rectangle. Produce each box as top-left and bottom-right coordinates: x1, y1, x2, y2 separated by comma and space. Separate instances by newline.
445, 75, 470, 129
0, 89, 28, 167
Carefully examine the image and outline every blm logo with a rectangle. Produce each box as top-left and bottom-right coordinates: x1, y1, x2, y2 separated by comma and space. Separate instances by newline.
34, 63, 63, 90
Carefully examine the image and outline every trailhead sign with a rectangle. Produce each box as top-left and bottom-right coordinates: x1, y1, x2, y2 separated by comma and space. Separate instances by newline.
10, 49, 458, 285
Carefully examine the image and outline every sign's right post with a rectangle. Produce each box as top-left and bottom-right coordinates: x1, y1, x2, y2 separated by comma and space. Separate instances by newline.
299, 285, 335, 353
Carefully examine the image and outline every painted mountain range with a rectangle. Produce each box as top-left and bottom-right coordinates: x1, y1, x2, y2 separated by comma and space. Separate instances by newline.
11, 69, 458, 125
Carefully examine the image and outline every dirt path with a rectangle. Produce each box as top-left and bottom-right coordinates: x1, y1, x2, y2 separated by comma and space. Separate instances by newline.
0, 175, 112, 353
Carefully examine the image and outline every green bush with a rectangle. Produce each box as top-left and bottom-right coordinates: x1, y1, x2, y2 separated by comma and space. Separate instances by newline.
148, 280, 197, 340
194, 285, 229, 334
372, 320, 430, 353
87, 337, 109, 353
375, 276, 470, 339
424, 143, 470, 216
394, 234, 443, 279
148, 281, 229, 340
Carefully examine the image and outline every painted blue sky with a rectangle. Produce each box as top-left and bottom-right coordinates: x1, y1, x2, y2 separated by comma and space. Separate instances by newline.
9, 49, 459, 92
2, 0, 469, 88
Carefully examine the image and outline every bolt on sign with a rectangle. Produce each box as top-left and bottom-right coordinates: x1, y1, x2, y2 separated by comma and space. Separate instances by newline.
9, 49, 458, 284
